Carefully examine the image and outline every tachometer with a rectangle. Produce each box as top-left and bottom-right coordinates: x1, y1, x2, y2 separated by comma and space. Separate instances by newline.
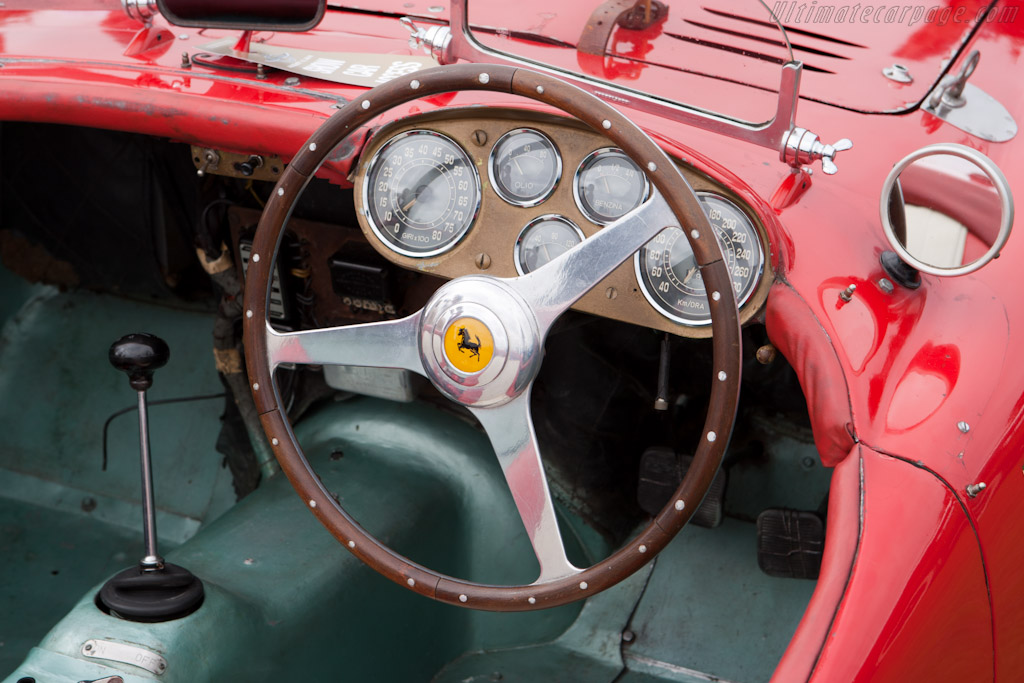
363, 130, 480, 257
574, 148, 649, 225
489, 128, 561, 207
635, 193, 763, 326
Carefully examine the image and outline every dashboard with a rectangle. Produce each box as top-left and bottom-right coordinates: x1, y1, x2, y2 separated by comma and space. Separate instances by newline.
351, 109, 772, 338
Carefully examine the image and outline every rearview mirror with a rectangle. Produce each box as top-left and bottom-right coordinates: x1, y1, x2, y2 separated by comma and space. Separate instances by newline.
880, 144, 1013, 277
155, 0, 326, 32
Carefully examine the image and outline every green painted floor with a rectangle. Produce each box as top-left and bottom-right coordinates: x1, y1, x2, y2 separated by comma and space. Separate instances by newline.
0, 498, 142, 674
620, 519, 817, 683
0, 276, 233, 677
433, 518, 816, 683
0, 264, 822, 682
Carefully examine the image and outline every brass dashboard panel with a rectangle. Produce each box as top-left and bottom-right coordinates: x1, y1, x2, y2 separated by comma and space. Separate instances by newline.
351, 109, 773, 339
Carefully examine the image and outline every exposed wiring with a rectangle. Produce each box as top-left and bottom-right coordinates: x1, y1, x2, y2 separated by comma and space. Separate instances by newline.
101, 393, 226, 471
197, 198, 236, 259
246, 180, 266, 208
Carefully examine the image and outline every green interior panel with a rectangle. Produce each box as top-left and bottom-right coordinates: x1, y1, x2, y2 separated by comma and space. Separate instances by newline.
0, 287, 230, 524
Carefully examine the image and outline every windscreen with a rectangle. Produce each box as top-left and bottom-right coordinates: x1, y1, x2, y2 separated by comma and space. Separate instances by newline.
465, 0, 793, 125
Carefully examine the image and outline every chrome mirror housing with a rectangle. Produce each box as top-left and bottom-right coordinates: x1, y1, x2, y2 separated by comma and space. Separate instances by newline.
880, 143, 1013, 277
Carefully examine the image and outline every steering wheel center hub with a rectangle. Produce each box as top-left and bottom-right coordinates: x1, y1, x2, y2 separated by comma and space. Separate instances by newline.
420, 276, 542, 408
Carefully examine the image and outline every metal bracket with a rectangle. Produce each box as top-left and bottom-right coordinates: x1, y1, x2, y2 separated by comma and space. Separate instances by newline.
922, 50, 1017, 143
401, 17, 453, 62
400, 0, 849, 173
191, 146, 284, 181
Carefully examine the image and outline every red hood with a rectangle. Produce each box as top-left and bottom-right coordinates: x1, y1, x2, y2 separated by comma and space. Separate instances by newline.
334, 0, 1016, 114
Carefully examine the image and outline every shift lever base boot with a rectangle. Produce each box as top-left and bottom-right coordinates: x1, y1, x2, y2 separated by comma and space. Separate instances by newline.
98, 563, 204, 623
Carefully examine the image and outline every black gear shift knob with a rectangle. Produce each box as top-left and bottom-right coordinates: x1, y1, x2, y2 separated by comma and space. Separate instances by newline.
109, 333, 170, 391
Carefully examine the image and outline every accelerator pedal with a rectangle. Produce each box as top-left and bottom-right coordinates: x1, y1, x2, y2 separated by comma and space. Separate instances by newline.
756, 509, 825, 580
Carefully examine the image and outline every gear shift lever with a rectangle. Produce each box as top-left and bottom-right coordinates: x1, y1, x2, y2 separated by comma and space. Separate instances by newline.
99, 333, 203, 621
109, 333, 168, 571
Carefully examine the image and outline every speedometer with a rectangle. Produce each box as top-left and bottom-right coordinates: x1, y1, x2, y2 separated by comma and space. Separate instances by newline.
635, 193, 763, 326
363, 130, 480, 257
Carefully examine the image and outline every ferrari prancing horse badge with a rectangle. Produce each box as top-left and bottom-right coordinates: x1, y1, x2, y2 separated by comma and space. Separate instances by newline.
443, 317, 494, 372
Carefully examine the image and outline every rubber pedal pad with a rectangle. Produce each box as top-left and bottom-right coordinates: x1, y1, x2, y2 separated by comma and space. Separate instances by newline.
637, 447, 726, 528
756, 509, 825, 579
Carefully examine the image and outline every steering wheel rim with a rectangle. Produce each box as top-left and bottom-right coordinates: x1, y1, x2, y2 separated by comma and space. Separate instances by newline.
243, 64, 741, 611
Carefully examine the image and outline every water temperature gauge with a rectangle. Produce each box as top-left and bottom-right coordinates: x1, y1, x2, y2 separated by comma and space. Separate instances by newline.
514, 215, 585, 275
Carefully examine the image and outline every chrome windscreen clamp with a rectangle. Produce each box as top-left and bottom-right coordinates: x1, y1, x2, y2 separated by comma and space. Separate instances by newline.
780, 127, 853, 175
923, 50, 1017, 143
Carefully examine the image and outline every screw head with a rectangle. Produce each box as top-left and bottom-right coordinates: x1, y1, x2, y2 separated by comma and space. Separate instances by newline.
475, 253, 491, 270
966, 482, 987, 498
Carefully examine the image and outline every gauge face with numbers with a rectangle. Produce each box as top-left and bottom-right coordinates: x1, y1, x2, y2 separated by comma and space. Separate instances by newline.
514, 215, 585, 275
489, 128, 561, 207
635, 193, 763, 326
363, 130, 481, 257
574, 148, 650, 225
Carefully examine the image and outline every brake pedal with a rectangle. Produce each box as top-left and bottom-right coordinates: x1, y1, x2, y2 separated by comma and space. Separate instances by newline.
637, 447, 725, 528
756, 509, 824, 580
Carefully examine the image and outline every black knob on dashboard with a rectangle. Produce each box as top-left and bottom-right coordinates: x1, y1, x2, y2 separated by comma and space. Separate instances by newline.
109, 333, 170, 391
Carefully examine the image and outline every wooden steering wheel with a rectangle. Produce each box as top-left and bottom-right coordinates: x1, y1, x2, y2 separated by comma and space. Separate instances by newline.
243, 64, 741, 611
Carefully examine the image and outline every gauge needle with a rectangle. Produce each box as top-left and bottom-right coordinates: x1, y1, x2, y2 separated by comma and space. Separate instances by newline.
603, 175, 611, 193
402, 196, 418, 212
683, 265, 698, 283
541, 243, 552, 261
512, 157, 524, 175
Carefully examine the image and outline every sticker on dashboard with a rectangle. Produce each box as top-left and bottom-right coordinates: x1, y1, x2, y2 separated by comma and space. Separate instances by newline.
200, 38, 436, 88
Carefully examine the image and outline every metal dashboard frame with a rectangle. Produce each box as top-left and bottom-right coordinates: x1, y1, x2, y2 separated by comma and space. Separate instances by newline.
351, 107, 774, 339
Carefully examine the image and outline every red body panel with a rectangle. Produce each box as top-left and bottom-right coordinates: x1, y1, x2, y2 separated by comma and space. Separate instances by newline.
2, 2, 1022, 680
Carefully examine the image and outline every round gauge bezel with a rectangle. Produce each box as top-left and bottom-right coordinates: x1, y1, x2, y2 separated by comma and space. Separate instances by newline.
487, 128, 562, 208
634, 192, 765, 327
361, 129, 482, 258
513, 214, 586, 275
573, 147, 651, 226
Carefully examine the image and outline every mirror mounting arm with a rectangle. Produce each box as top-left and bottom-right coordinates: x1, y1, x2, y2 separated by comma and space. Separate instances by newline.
122, 0, 157, 24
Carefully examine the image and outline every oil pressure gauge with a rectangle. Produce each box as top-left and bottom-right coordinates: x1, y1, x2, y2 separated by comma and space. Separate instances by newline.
489, 128, 561, 207
635, 193, 763, 326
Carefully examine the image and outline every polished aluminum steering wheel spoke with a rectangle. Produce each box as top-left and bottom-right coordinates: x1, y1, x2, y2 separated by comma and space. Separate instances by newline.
265, 314, 425, 375
510, 193, 677, 335
470, 393, 579, 583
